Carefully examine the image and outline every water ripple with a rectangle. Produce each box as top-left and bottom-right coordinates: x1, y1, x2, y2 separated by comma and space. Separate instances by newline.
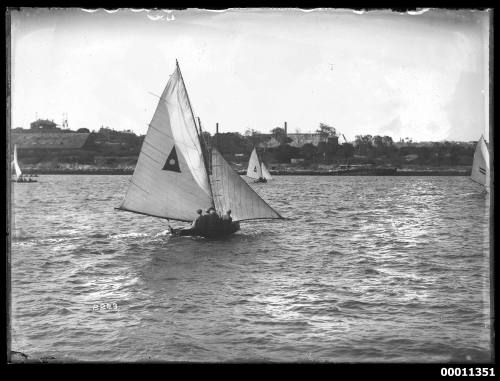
10, 175, 491, 362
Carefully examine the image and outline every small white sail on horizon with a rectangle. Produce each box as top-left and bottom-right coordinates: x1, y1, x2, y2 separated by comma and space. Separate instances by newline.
246, 147, 272, 180
471, 135, 490, 191
261, 162, 272, 180
12, 144, 22, 181
118, 61, 282, 225
211, 149, 282, 221
246, 147, 263, 179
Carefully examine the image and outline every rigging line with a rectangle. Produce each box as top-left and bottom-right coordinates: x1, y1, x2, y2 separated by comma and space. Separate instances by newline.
146, 88, 205, 174
141, 135, 205, 177
217, 151, 227, 215
470, 177, 487, 187
132, 166, 215, 201
150, 69, 209, 186
129, 179, 151, 195
174, 90, 205, 151
139, 147, 162, 166
148, 87, 205, 161
212, 153, 224, 214
197, 117, 212, 177
176, 60, 215, 206
131, 162, 213, 199
129, 181, 214, 204
145, 122, 208, 191
145, 123, 202, 154
196, 118, 205, 153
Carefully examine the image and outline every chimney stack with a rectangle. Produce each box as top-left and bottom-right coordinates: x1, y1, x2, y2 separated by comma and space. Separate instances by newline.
215, 123, 219, 149
284, 121, 287, 136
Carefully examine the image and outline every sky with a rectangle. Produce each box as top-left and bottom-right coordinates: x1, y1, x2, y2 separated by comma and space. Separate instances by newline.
9, 8, 491, 142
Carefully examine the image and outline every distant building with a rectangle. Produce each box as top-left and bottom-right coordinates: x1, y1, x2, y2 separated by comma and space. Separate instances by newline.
30, 119, 61, 132
256, 132, 324, 148
288, 133, 324, 147
256, 136, 281, 149
327, 136, 339, 145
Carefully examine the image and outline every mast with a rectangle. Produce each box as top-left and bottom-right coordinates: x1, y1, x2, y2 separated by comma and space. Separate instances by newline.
176, 59, 215, 207
197, 116, 211, 174
118, 61, 214, 222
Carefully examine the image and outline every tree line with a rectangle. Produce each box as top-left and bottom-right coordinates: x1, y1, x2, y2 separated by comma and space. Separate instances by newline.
88, 124, 477, 167
202, 124, 475, 167
14, 123, 477, 168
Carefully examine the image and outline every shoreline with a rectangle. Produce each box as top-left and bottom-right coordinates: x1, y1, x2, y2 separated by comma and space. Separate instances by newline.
22, 169, 470, 176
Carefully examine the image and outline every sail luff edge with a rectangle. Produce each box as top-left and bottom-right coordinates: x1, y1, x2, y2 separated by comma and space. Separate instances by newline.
176, 62, 215, 208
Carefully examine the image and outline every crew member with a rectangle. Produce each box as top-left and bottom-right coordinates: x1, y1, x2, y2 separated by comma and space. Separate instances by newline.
191, 209, 203, 231
206, 207, 221, 236
222, 210, 232, 223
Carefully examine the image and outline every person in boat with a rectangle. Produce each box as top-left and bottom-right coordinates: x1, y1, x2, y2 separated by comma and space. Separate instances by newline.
191, 209, 203, 230
175, 209, 205, 236
222, 210, 232, 224
174, 207, 239, 237
206, 207, 220, 224
205, 207, 222, 236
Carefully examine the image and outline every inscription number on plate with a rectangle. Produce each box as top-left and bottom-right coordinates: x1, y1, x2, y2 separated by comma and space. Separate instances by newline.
440, 368, 495, 376
93, 303, 118, 311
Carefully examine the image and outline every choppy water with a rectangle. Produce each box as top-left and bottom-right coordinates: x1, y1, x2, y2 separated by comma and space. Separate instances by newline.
10, 175, 492, 362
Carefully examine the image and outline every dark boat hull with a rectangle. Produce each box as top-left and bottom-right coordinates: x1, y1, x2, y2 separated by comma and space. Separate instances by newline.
171, 221, 241, 239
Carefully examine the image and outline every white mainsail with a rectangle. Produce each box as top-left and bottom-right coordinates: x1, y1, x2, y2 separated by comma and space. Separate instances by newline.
12, 144, 22, 181
261, 162, 272, 180
246, 147, 263, 179
471, 135, 490, 190
211, 149, 283, 221
118, 62, 213, 222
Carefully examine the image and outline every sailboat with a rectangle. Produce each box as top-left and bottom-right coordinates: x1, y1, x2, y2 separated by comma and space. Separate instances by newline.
246, 147, 272, 183
470, 135, 490, 192
11, 144, 36, 183
11, 145, 22, 182
117, 60, 283, 238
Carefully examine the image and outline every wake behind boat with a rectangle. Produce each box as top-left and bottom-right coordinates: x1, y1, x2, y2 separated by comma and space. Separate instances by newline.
470, 135, 490, 192
116, 60, 283, 238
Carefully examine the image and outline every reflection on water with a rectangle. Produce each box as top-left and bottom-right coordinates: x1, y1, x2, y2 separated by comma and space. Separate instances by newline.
10, 175, 491, 362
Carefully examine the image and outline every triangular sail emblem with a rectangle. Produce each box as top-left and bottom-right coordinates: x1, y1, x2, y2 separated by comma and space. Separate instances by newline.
254, 166, 258, 172
162, 146, 181, 172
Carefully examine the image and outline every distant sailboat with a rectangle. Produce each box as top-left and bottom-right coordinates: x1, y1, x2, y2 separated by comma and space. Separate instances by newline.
117, 61, 283, 238
470, 135, 490, 192
11, 145, 22, 181
246, 147, 272, 183
11, 145, 36, 183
